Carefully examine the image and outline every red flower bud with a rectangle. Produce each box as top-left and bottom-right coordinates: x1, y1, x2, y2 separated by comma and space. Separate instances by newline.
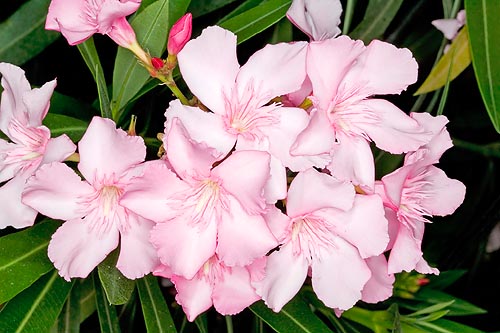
167, 13, 192, 55
151, 57, 164, 70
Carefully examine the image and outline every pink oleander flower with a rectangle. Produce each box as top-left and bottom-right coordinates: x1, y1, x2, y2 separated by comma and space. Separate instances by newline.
254, 168, 388, 311
121, 118, 277, 280
164, 25, 328, 202
291, 36, 433, 190
155, 256, 265, 321
287, 0, 342, 41
432, 10, 466, 41
22, 116, 158, 281
45, 0, 148, 62
0, 63, 76, 229
376, 112, 466, 275
167, 13, 192, 55
361, 254, 395, 304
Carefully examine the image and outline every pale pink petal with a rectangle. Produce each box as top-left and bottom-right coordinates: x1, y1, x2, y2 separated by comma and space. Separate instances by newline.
151, 216, 217, 280
0, 62, 31, 132
263, 205, 291, 243
213, 265, 260, 315
432, 18, 463, 40
328, 133, 375, 189
120, 161, 190, 222
311, 238, 371, 310
283, 76, 312, 107
307, 37, 365, 110
287, 168, 354, 218
78, 117, 146, 182
216, 197, 277, 267
361, 255, 395, 303
212, 150, 270, 215
0, 173, 37, 229
384, 206, 400, 251
177, 26, 240, 114
48, 218, 120, 281
356, 99, 432, 154
97, 0, 141, 33
166, 118, 221, 179
387, 223, 422, 274
415, 257, 439, 275
343, 39, 418, 97
116, 216, 159, 279
22, 79, 56, 127
328, 194, 388, 258
236, 42, 307, 105
291, 108, 335, 156
266, 107, 330, 171
0, 140, 21, 182
41, 135, 77, 164
171, 274, 213, 322
419, 166, 466, 216
164, 100, 235, 156
23, 162, 95, 220
380, 165, 411, 208
254, 243, 308, 312
287, 0, 342, 41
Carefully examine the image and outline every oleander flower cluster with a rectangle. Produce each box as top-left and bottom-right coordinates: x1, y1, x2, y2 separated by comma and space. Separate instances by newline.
0, 0, 466, 322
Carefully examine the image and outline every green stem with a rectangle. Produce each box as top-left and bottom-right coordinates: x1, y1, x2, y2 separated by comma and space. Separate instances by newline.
453, 138, 500, 158
225, 316, 234, 333
342, 0, 356, 34
164, 71, 190, 105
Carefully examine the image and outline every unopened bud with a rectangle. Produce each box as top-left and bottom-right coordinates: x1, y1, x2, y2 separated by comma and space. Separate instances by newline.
151, 57, 164, 70
167, 13, 192, 55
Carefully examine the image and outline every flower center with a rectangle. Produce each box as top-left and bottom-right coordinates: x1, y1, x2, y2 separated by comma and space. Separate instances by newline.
290, 214, 335, 261
398, 168, 434, 225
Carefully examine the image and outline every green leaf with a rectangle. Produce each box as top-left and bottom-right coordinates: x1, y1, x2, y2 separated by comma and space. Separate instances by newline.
0, 270, 74, 333
112, 0, 191, 114
0, 0, 60, 65
0, 219, 61, 304
250, 296, 333, 333
77, 278, 97, 323
465, 0, 500, 133
97, 249, 135, 305
407, 301, 455, 317
270, 18, 293, 44
217, 0, 266, 24
95, 64, 112, 119
413, 318, 485, 333
188, 0, 238, 18
349, 0, 404, 43
414, 27, 471, 95
137, 275, 177, 333
194, 314, 208, 333
56, 281, 81, 333
50, 91, 97, 121
426, 270, 467, 290
94, 273, 121, 333
219, 0, 292, 44
43, 113, 89, 142
410, 289, 487, 316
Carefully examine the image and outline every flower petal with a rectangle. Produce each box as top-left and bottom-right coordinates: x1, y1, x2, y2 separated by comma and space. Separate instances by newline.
98, 0, 141, 33
0, 173, 37, 229
78, 117, 146, 182
41, 134, 77, 164
23, 162, 94, 220
116, 215, 159, 279
361, 254, 395, 304
170, 273, 213, 322
287, 0, 342, 41
0, 62, 31, 132
387, 222, 423, 274
291, 108, 335, 156
253, 243, 308, 312
178, 26, 240, 114
48, 218, 119, 281
23, 79, 57, 127
311, 238, 371, 310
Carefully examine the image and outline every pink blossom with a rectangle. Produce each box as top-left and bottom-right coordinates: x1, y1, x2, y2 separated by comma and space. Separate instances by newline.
45, 0, 141, 48
376, 112, 466, 274
22, 117, 158, 281
167, 13, 192, 55
155, 256, 265, 321
291, 36, 433, 190
254, 168, 388, 311
120, 118, 277, 280
432, 10, 466, 41
361, 254, 395, 304
287, 0, 343, 41
0, 63, 75, 229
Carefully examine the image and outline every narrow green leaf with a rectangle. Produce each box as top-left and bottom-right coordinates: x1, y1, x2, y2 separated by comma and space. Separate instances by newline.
0, 270, 74, 333
112, 0, 191, 114
94, 273, 121, 333
465, 0, 500, 133
95, 64, 112, 119
43, 113, 89, 142
188, 0, 238, 18
0, 0, 59, 65
50, 91, 97, 121
349, 0, 404, 43
411, 289, 487, 316
77, 278, 97, 323
0, 219, 61, 304
250, 296, 333, 333
57, 281, 81, 333
415, 27, 471, 95
426, 270, 467, 290
270, 18, 293, 44
194, 314, 208, 333
414, 318, 485, 333
97, 249, 135, 306
217, 0, 266, 24
219, 0, 292, 44
137, 275, 177, 333
407, 301, 455, 317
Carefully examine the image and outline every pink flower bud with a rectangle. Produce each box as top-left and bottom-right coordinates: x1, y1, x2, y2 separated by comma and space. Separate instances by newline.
151, 57, 164, 70
167, 13, 192, 55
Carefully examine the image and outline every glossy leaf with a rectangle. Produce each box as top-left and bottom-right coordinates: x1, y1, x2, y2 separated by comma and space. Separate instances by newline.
407, 289, 486, 316
415, 27, 471, 95
56, 281, 81, 333
97, 249, 135, 305
0, 219, 61, 304
250, 296, 333, 333
94, 273, 121, 333
465, 0, 500, 133
426, 270, 467, 290
0, 270, 73, 333
413, 318, 486, 333
112, 0, 191, 114
188, 0, 238, 18
349, 0, 404, 43
137, 275, 177, 333
77, 278, 97, 323
194, 314, 209, 333
43, 113, 89, 142
50, 92, 97, 121
0, 0, 59, 65
219, 0, 292, 44
217, 0, 266, 24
